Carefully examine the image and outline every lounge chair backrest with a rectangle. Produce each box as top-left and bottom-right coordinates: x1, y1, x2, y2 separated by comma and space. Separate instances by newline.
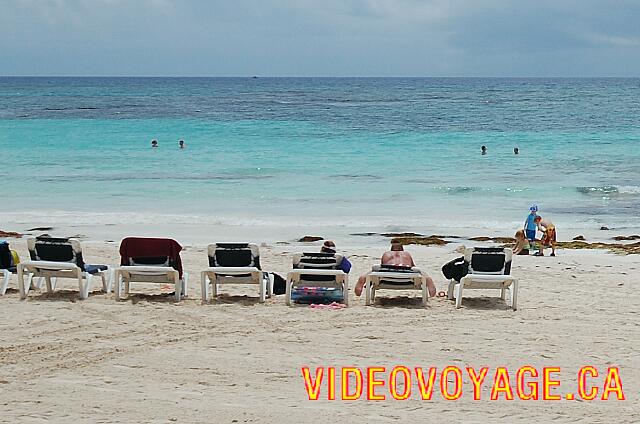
293, 252, 343, 270
465, 247, 512, 275
208, 243, 261, 268
0, 242, 12, 269
27, 237, 85, 269
119, 237, 184, 278
292, 252, 344, 282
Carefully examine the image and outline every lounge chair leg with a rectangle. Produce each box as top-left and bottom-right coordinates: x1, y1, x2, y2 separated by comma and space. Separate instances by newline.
447, 279, 456, 300
511, 280, 518, 311
365, 278, 371, 306
421, 280, 428, 307
34, 276, 45, 290
266, 273, 273, 298
182, 273, 189, 299
456, 280, 464, 309
18, 264, 27, 299
84, 273, 93, 299
500, 288, 506, 300
1, 270, 10, 296
259, 279, 266, 303
25, 273, 34, 297
211, 278, 218, 298
114, 273, 122, 300
45, 277, 53, 293
174, 273, 182, 301
285, 278, 292, 306
101, 271, 109, 293
201, 272, 209, 303
342, 278, 349, 306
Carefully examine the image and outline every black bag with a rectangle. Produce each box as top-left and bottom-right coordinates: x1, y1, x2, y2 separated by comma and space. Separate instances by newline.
441, 256, 468, 282
0, 242, 12, 269
271, 273, 287, 295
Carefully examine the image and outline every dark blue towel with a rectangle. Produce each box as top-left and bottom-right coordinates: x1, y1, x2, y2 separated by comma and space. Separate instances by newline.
84, 264, 108, 274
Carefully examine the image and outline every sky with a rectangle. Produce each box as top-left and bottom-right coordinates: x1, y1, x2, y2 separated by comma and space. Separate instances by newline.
1, 0, 640, 77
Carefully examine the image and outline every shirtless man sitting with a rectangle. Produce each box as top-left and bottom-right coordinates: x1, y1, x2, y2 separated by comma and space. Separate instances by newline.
354, 242, 437, 297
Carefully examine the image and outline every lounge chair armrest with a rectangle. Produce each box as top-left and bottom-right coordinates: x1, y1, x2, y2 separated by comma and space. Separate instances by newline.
204, 267, 261, 274
18, 260, 80, 272
287, 269, 346, 277
117, 266, 178, 275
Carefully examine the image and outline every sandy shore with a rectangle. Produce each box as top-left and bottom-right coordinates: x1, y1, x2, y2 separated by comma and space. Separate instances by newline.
0, 237, 638, 423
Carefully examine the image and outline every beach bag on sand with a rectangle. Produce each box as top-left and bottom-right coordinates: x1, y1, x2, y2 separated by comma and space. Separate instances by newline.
441, 256, 468, 282
271, 273, 286, 295
10, 250, 20, 266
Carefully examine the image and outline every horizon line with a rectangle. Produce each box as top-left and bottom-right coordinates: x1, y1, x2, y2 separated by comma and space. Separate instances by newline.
2, 75, 639, 79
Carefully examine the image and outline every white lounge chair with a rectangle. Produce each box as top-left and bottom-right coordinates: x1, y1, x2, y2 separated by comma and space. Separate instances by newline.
17, 237, 111, 300
201, 243, 272, 303
365, 264, 428, 306
114, 237, 189, 302
447, 247, 518, 310
285, 252, 349, 306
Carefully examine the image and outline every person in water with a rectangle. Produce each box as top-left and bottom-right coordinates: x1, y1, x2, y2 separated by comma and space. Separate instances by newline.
151, 139, 158, 148
354, 242, 437, 297
179, 140, 185, 149
514, 147, 519, 155
481, 145, 487, 155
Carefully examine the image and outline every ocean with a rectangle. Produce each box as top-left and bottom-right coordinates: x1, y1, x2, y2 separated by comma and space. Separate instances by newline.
1, 77, 639, 241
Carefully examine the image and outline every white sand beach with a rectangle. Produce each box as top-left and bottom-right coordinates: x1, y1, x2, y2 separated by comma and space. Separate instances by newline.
0, 234, 638, 423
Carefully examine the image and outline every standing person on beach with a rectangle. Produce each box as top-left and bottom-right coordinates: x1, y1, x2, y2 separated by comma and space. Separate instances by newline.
524, 205, 538, 246
533, 215, 557, 257
354, 242, 437, 297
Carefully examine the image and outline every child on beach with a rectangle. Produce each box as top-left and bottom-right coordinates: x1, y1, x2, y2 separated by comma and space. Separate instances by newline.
533, 215, 557, 256
513, 230, 530, 255
524, 205, 538, 246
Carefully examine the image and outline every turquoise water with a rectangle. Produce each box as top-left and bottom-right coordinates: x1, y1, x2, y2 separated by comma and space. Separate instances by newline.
1, 77, 639, 237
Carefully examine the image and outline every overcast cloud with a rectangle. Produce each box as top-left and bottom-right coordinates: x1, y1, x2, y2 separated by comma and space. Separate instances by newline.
1, 0, 639, 76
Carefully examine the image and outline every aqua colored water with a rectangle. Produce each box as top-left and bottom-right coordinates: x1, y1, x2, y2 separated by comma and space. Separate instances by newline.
1, 77, 639, 237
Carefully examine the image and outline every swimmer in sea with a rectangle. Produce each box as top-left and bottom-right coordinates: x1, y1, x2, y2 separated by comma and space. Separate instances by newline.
481, 145, 487, 155
179, 140, 185, 149
514, 147, 519, 155
151, 139, 158, 148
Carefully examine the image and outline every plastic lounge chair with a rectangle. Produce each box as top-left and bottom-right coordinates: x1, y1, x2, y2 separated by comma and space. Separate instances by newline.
285, 252, 349, 306
114, 237, 189, 301
365, 264, 428, 306
17, 237, 111, 300
1, 241, 17, 296
201, 243, 272, 303
447, 247, 518, 310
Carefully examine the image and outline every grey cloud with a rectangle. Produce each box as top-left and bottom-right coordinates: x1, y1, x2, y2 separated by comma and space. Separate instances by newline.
0, 0, 639, 76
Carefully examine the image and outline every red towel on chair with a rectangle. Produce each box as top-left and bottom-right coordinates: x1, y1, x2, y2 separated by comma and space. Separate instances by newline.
119, 237, 184, 278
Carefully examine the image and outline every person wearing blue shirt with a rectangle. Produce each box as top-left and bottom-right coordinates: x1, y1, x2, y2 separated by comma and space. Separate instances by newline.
524, 204, 539, 243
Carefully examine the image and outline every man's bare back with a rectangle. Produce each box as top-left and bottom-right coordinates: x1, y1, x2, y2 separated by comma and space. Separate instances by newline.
381, 250, 415, 267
